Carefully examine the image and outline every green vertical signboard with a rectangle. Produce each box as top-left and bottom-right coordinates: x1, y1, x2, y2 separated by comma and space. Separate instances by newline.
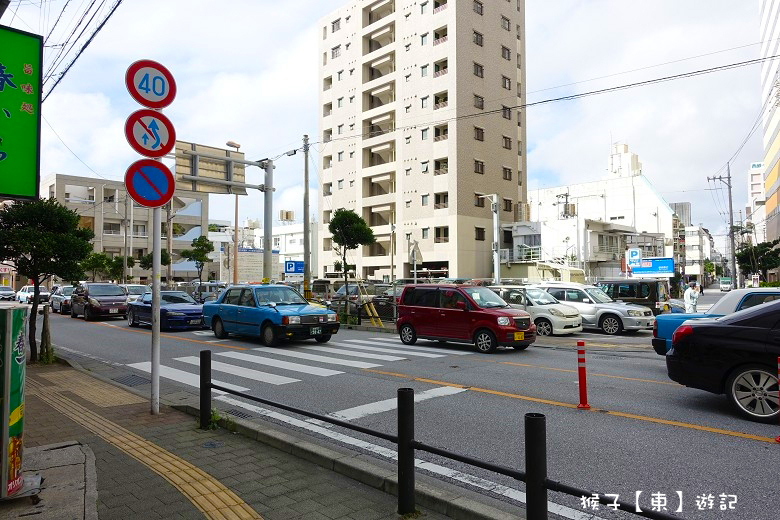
0, 26, 42, 200
0, 306, 26, 498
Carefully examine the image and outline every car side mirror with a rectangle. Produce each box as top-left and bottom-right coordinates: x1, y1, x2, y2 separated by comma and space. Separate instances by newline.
582, 298, 591, 303
267, 302, 277, 308
455, 301, 467, 311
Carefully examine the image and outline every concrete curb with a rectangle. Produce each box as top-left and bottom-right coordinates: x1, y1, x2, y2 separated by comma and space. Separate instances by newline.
54, 353, 524, 520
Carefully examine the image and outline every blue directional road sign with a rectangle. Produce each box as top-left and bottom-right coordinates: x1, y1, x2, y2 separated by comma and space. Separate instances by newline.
124, 159, 175, 208
284, 261, 304, 274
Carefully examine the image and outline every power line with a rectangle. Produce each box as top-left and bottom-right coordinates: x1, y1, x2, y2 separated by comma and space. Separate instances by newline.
42, 115, 110, 180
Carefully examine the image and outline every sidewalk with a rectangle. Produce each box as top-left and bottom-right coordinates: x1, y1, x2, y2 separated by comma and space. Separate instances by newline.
13, 363, 450, 520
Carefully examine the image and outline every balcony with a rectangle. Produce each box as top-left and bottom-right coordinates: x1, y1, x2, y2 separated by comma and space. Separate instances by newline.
434, 92, 448, 110
433, 125, 448, 141
433, 167, 448, 175
433, 35, 448, 46
501, 246, 542, 263
433, 0, 448, 13
364, 24, 395, 56
363, 82, 396, 113
434, 236, 449, 244
364, 0, 394, 28
364, 53, 395, 84
433, 67, 448, 78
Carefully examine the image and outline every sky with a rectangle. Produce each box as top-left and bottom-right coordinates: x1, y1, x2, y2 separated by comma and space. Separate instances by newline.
4, 0, 764, 255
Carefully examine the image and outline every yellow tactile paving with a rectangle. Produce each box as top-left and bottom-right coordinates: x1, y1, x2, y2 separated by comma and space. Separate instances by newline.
38, 371, 147, 407
28, 375, 262, 519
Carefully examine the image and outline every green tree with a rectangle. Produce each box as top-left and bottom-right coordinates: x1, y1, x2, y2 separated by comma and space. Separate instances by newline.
0, 199, 93, 363
735, 239, 780, 281
180, 236, 214, 283
703, 258, 714, 275
208, 223, 220, 232
328, 209, 375, 315
162, 222, 186, 236
81, 252, 111, 281
108, 256, 136, 281
139, 250, 171, 270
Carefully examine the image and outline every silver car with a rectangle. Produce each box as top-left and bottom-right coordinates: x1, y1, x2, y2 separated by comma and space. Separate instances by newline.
538, 282, 654, 335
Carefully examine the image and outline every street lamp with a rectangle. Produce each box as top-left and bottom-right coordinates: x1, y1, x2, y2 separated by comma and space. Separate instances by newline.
226, 141, 241, 285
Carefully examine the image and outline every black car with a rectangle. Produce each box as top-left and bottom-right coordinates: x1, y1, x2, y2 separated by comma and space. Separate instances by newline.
666, 299, 780, 422
128, 291, 205, 331
70, 283, 128, 320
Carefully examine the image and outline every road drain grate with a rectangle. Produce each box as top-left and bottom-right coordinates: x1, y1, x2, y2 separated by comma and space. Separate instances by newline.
225, 409, 252, 419
112, 374, 151, 387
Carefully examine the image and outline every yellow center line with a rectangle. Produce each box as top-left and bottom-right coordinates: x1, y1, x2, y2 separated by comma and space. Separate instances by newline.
472, 359, 678, 386
89, 321, 248, 350
362, 369, 778, 444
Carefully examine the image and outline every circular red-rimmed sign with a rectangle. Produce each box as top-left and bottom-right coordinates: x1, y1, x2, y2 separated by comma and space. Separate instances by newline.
124, 159, 175, 208
124, 109, 176, 158
125, 59, 177, 109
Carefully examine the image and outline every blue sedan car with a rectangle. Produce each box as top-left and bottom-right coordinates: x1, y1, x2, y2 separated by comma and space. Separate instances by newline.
203, 284, 339, 346
128, 291, 205, 330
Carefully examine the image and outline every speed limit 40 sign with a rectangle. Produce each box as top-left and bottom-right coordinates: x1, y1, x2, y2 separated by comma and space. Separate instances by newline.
125, 59, 177, 109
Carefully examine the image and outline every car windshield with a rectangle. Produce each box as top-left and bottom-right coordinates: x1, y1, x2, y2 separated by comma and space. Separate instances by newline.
61, 287, 75, 296
161, 292, 197, 304
526, 288, 558, 305
255, 286, 307, 305
126, 285, 148, 295
89, 284, 125, 296
584, 287, 613, 303
462, 286, 508, 308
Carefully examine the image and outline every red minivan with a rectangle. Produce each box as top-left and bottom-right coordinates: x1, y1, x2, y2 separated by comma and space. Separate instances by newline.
396, 285, 535, 353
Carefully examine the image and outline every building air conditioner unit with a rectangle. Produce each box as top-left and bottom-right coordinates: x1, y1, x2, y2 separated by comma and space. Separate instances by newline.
279, 210, 295, 222
564, 203, 576, 217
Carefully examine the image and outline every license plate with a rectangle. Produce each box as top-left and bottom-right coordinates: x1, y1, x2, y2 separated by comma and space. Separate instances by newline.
513, 332, 524, 341
189, 319, 201, 325
310, 327, 322, 336
109, 308, 118, 314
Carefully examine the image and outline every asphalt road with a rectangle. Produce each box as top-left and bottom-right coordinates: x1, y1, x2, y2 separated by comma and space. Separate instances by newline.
35, 288, 777, 520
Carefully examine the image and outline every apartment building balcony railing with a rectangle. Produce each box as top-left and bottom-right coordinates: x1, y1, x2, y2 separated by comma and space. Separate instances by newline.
433, 3, 448, 14
433, 35, 448, 46
433, 134, 448, 142
434, 101, 448, 110
596, 244, 623, 254
103, 231, 121, 236
323, 191, 332, 197
434, 237, 449, 243
500, 246, 542, 263
433, 68, 448, 78
434, 202, 448, 209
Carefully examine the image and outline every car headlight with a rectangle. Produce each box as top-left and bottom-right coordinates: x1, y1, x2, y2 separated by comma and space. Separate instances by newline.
628, 310, 643, 317
549, 308, 564, 317
327, 313, 337, 322
88, 298, 99, 306
497, 316, 511, 326
287, 316, 301, 324
166, 312, 185, 316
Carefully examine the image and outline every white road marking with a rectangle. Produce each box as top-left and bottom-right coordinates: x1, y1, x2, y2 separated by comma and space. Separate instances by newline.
359, 337, 474, 355
214, 351, 343, 376
328, 386, 467, 421
126, 362, 250, 394
191, 330, 213, 336
251, 347, 381, 368
215, 395, 602, 520
328, 341, 445, 358
301, 346, 406, 361
175, 357, 300, 385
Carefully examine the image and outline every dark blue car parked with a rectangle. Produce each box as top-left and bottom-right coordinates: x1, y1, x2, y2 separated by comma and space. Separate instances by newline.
203, 284, 339, 346
128, 291, 205, 330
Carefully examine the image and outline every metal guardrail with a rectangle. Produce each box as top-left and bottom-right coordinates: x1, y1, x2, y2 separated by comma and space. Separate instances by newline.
198, 350, 681, 520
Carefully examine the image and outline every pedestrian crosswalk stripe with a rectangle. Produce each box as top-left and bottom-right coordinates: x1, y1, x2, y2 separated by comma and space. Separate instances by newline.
251, 347, 381, 368
365, 337, 474, 355
328, 386, 468, 421
300, 346, 406, 361
176, 357, 300, 385
329, 341, 445, 358
214, 351, 344, 376
127, 362, 250, 394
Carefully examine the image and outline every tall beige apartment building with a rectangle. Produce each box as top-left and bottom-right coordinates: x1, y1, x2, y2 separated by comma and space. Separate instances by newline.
318, 0, 527, 281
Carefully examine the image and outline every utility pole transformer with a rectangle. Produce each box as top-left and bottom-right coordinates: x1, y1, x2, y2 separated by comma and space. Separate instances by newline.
303, 135, 311, 298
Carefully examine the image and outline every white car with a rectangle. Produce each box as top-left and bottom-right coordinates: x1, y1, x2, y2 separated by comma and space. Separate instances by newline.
119, 284, 149, 303
489, 285, 582, 336
15, 285, 50, 304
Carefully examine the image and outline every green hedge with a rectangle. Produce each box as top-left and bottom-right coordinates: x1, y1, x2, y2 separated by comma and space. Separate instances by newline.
759, 281, 780, 287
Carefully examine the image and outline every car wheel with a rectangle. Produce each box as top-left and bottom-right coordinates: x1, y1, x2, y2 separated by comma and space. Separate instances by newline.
315, 334, 332, 343
84, 306, 93, 321
128, 310, 138, 327
474, 329, 497, 354
599, 315, 622, 335
399, 324, 417, 345
262, 324, 279, 347
70, 306, 78, 318
726, 365, 779, 423
535, 318, 553, 336
213, 318, 228, 339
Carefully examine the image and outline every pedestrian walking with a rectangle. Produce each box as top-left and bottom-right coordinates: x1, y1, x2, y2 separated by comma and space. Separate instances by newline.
684, 281, 699, 313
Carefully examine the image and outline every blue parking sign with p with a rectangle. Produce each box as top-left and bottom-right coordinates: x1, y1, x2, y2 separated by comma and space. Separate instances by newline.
285, 261, 304, 274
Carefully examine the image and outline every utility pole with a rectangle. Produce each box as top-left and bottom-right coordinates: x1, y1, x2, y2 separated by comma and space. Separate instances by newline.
262, 159, 274, 280
233, 193, 239, 284
303, 134, 311, 298
709, 164, 738, 288
490, 194, 500, 285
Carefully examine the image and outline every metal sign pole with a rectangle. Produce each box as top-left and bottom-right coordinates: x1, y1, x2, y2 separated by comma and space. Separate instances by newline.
151, 206, 161, 414
263, 160, 274, 280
